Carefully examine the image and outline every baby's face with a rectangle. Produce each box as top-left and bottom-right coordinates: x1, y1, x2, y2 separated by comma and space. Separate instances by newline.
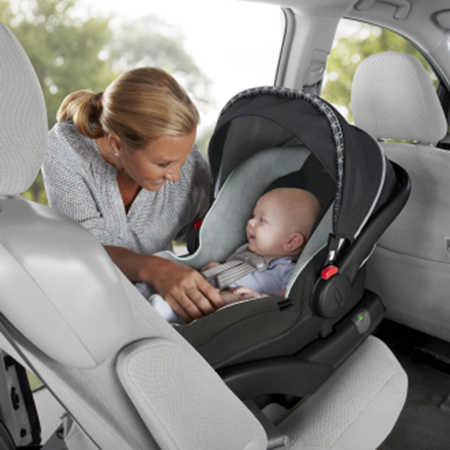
246, 194, 292, 257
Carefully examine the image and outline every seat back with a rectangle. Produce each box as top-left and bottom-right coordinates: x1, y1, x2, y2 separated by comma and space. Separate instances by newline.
352, 51, 450, 341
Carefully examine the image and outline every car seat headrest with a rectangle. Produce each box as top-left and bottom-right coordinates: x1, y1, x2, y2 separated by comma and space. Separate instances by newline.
352, 51, 447, 145
0, 24, 48, 197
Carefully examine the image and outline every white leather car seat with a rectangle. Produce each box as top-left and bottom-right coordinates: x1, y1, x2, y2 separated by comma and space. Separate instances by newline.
0, 23, 407, 450
352, 51, 450, 341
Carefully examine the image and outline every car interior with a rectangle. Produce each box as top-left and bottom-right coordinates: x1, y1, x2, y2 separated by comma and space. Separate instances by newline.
1, 0, 450, 449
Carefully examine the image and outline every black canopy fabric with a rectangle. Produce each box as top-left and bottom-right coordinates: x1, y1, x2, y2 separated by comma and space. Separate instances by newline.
208, 87, 396, 243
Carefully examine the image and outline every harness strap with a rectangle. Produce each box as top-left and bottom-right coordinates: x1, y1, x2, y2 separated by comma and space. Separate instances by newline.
202, 249, 275, 290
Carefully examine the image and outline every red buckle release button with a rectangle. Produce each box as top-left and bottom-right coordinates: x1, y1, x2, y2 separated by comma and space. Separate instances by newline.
322, 265, 339, 280
193, 220, 203, 230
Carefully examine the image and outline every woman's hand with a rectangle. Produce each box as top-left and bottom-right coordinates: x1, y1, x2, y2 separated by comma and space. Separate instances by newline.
104, 245, 222, 323
147, 258, 224, 323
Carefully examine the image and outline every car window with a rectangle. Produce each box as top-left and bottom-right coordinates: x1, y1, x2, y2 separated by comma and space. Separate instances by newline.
321, 19, 440, 124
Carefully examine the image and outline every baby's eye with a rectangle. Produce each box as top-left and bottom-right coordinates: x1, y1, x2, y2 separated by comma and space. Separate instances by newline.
157, 162, 171, 168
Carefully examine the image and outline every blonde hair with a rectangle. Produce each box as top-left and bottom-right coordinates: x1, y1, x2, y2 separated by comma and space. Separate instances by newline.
57, 68, 199, 152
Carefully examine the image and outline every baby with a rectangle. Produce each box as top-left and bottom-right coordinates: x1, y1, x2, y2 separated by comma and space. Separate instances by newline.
150, 188, 321, 323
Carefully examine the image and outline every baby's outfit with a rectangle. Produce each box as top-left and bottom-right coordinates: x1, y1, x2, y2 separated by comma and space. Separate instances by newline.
144, 244, 296, 323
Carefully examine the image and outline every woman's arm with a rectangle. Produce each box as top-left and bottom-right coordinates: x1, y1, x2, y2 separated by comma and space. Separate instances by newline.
105, 246, 224, 323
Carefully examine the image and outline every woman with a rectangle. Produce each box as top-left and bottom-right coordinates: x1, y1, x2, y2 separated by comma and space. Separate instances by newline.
43, 67, 223, 323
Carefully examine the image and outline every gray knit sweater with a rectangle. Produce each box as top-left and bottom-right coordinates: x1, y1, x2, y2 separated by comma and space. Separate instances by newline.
43, 121, 210, 255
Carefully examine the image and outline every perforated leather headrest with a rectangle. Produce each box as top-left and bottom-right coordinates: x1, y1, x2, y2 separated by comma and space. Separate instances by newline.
0, 24, 47, 196
352, 52, 447, 145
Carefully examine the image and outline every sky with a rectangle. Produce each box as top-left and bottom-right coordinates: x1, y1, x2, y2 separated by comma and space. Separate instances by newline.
84, 0, 284, 135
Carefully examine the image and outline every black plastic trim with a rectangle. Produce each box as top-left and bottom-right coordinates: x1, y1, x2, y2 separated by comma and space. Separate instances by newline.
219, 290, 385, 401
219, 356, 333, 401
302, 290, 385, 368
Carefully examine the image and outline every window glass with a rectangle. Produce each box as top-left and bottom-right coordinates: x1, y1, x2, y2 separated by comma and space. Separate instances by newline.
321, 19, 439, 123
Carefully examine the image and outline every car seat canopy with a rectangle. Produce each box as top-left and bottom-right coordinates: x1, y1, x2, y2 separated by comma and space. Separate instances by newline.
209, 86, 397, 245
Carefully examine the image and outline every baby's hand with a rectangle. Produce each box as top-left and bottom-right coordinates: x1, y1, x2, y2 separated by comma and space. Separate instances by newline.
229, 286, 262, 300
201, 262, 221, 273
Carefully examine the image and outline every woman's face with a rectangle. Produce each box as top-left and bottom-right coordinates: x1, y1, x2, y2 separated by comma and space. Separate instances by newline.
116, 129, 196, 192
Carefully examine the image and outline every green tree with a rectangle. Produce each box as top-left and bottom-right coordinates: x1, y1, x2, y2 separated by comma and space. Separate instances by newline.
321, 23, 436, 122
106, 15, 214, 160
1, 0, 115, 204
1, 0, 116, 129
107, 15, 212, 108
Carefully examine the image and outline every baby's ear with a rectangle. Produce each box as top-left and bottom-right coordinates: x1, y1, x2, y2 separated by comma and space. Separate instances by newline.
284, 232, 305, 252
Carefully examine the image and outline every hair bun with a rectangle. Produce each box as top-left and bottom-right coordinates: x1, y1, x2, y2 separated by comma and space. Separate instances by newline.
89, 92, 104, 135
92, 92, 104, 115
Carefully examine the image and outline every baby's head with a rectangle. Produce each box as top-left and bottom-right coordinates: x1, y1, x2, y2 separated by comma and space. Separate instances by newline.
246, 188, 321, 258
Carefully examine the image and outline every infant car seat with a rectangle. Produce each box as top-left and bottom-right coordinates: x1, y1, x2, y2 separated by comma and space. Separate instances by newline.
156, 86, 411, 406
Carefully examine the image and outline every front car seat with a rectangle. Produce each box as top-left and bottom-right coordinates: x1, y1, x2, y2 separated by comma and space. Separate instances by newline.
352, 51, 450, 342
0, 23, 407, 450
